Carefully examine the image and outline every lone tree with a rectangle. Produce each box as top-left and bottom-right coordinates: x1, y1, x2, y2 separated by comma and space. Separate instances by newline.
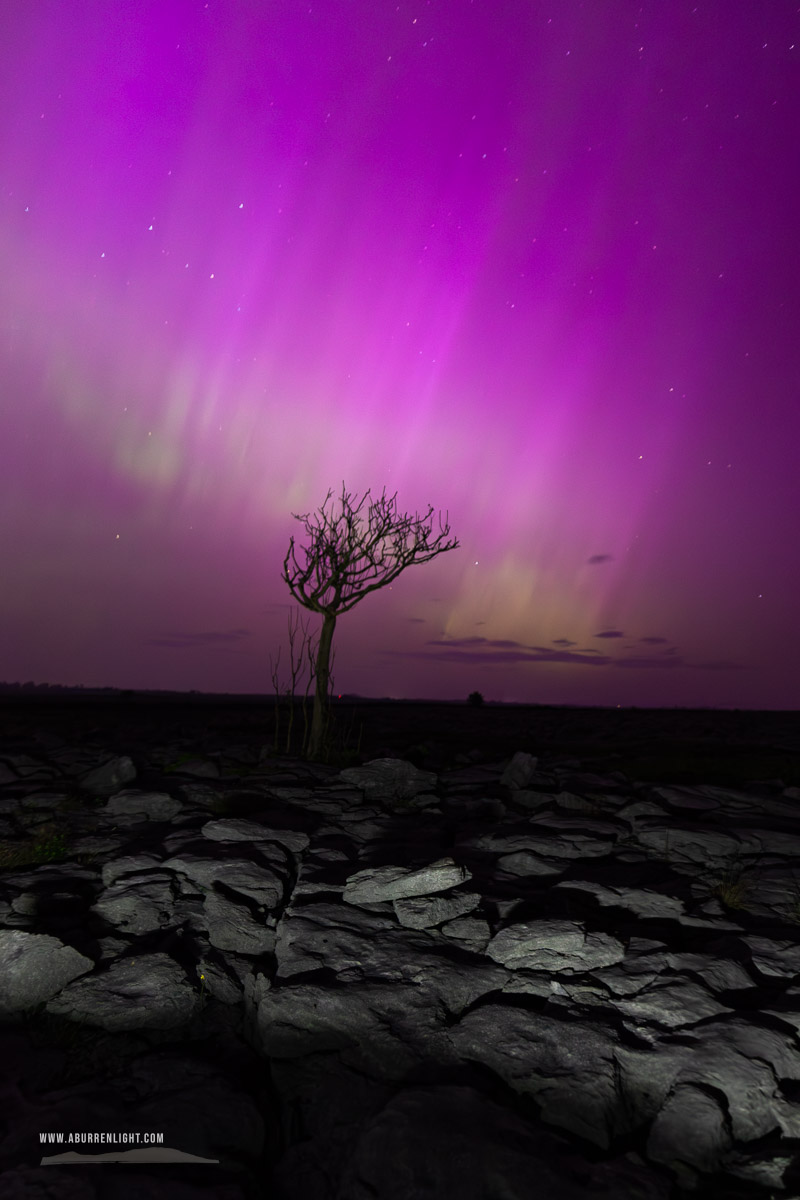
281, 481, 460, 761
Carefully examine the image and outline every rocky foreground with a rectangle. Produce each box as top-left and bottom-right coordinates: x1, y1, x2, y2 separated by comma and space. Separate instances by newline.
1, 702, 800, 1199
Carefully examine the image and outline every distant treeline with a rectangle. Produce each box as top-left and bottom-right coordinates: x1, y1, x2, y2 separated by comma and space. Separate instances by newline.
0, 682, 367, 700
0, 682, 123, 693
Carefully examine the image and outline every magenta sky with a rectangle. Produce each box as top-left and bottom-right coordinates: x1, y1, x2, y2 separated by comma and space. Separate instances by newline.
1, 2, 798, 710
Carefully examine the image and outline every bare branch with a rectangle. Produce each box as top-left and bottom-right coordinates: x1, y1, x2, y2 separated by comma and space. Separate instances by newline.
280, 480, 460, 760
282, 480, 460, 616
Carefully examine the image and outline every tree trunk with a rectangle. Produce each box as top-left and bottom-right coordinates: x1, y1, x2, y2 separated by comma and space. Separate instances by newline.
308, 612, 337, 760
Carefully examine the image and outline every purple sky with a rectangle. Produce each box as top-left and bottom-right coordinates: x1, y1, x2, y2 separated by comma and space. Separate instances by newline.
1, 2, 798, 710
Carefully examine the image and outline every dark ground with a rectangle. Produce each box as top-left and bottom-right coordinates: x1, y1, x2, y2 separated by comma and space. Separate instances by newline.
2, 696, 799, 789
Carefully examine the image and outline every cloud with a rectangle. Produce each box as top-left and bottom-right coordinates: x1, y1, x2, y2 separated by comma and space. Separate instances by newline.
379, 632, 750, 674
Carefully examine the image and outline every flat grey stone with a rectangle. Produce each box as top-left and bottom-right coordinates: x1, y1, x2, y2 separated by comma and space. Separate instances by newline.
1, 722, 800, 1196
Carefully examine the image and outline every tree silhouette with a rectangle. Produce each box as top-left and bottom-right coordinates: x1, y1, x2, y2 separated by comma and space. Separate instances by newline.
281, 480, 460, 760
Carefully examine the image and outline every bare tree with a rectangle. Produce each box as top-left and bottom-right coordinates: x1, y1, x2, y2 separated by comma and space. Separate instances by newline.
281, 481, 461, 760
267, 605, 338, 757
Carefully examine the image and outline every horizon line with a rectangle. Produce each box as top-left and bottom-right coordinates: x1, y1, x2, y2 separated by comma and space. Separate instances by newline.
0, 682, 794, 713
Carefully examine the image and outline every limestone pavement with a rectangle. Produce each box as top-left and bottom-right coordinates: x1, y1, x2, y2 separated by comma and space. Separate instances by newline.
2, 725, 800, 1198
